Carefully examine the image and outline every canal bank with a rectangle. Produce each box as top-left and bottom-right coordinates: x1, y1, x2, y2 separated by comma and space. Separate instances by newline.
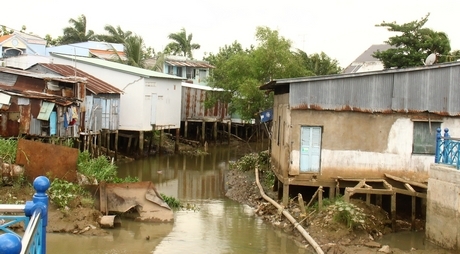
224, 160, 454, 254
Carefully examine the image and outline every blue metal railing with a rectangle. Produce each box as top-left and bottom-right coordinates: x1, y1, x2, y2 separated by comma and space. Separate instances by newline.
0, 176, 49, 254
435, 128, 460, 169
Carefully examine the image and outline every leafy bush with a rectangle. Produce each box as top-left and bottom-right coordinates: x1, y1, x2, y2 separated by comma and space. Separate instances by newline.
230, 151, 269, 172
160, 194, 181, 209
0, 138, 18, 164
331, 200, 366, 229
49, 178, 89, 209
77, 151, 137, 183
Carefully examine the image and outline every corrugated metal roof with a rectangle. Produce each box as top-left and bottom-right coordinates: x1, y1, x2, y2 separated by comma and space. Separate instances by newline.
36, 63, 123, 95
166, 60, 214, 68
262, 61, 460, 116
0, 86, 78, 106
52, 53, 185, 80
0, 67, 85, 84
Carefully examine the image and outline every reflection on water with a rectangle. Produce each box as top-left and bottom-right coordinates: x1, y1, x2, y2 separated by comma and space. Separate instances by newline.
48, 142, 311, 254
378, 231, 454, 253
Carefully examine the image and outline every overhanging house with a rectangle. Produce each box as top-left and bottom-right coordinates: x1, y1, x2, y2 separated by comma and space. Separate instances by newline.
0, 67, 86, 138
260, 61, 460, 205
26, 63, 124, 158
49, 53, 184, 155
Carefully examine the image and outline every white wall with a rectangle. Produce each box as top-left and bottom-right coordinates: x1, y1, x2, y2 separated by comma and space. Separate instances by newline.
312, 118, 460, 175
52, 57, 182, 131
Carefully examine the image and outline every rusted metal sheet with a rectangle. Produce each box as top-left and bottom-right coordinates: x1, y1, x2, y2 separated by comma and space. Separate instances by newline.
181, 84, 229, 121
286, 62, 460, 116
15, 139, 78, 182
98, 181, 173, 223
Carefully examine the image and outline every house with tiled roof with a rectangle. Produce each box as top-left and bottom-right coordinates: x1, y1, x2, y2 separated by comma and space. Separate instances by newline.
342, 44, 392, 73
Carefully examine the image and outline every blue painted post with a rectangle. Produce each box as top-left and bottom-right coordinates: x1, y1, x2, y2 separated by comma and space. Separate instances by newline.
435, 128, 442, 163
24, 176, 50, 254
0, 233, 22, 254
443, 128, 450, 164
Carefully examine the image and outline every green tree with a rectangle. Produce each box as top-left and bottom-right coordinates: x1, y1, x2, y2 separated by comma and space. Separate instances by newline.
45, 34, 62, 46
61, 14, 96, 44
123, 35, 149, 68
165, 28, 200, 59
296, 50, 342, 75
373, 13, 451, 69
97, 25, 132, 43
205, 27, 310, 120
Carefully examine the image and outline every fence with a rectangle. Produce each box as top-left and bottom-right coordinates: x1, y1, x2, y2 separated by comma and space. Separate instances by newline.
0, 176, 49, 254
435, 128, 460, 169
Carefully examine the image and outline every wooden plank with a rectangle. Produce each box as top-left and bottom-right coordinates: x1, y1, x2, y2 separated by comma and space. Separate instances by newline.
335, 177, 384, 182
354, 180, 366, 188
391, 193, 396, 231
382, 180, 393, 190
348, 188, 394, 195
394, 188, 427, 199
384, 173, 428, 189
404, 183, 416, 192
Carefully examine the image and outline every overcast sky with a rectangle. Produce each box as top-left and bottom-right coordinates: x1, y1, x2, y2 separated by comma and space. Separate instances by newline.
3, 0, 460, 68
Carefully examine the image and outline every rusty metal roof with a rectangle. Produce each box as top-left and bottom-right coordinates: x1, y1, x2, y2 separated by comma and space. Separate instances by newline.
0, 85, 78, 106
0, 67, 85, 83
165, 60, 214, 69
36, 63, 123, 95
261, 61, 460, 116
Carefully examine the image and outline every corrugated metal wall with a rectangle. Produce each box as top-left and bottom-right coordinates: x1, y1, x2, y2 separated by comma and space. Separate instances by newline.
290, 64, 460, 116
181, 86, 229, 121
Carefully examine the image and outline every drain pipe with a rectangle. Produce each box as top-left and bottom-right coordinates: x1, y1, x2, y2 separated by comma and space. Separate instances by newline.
255, 167, 324, 254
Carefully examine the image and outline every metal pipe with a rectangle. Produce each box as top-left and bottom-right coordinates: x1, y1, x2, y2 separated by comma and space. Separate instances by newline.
0, 204, 26, 213
254, 166, 324, 254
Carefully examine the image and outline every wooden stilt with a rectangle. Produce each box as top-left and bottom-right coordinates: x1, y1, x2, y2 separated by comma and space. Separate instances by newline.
139, 131, 144, 156
391, 193, 396, 231
376, 194, 382, 207
213, 121, 217, 144
411, 196, 416, 231
175, 128, 180, 153
282, 182, 289, 206
114, 131, 118, 161
201, 120, 206, 145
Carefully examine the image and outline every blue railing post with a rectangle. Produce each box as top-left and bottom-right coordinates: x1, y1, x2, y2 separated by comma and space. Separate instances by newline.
443, 128, 450, 164
24, 176, 50, 254
435, 127, 442, 163
0, 233, 22, 254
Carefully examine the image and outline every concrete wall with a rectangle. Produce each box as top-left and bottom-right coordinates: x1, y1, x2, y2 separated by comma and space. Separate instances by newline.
426, 164, 460, 250
269, 105, 460, 183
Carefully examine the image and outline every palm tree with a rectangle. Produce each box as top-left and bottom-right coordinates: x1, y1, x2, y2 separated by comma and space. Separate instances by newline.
60, 14, 96, 44
165, 28, 200, 59
124, 35, 146, 68
97, 25, 132, 43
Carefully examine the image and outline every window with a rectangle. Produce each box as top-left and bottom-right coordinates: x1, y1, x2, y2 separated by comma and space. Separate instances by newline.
413, 121, 441, 154
176, 67, 182, 77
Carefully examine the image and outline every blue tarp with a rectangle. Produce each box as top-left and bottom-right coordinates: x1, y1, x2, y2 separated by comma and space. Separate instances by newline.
259, 108, 273, 123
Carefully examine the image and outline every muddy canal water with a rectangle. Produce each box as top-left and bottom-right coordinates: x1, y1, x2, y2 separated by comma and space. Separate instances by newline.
47, 143, 311, 254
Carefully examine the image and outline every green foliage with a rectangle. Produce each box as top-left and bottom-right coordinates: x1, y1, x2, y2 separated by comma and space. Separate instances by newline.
230, 151, 270, 172
60, 14, 96, 44
164, 28, 200, 59
331, 200, 366, 229
0, 138, 18, 164
373, 13, 451, 69
204, 27, 340, 121
296, 50, 342, 75
49, 178, 88, 209
77, 151, 138, 183
160, 193, 181, 209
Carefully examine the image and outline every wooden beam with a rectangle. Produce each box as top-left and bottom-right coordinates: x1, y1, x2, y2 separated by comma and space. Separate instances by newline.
384, 173, 428, 189
348, 188, 394, 195
382, 180, 393, 190
394, 188, 427, 199
404, 183, 415, 192
354, 180, 366, 188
